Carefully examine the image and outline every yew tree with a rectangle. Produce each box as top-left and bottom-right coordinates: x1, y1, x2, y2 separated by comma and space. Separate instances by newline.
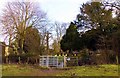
60, 22, 80, 53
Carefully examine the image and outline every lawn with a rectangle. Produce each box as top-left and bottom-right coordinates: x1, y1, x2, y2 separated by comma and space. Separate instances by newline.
56, 65, 119, 76
2, 64, 64, 76
2, 64, 119, 76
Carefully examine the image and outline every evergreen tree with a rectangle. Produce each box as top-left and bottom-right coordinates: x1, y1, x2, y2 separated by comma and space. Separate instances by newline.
23, 26, 41, 55
60, 22, 80, 53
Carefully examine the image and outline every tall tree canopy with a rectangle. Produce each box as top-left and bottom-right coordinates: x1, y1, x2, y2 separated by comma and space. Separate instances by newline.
60, 22, 80, 53
75, 1, 120, 64
23, 26, 41, 55
76, 2, 112, 31
1, 1, 46, 54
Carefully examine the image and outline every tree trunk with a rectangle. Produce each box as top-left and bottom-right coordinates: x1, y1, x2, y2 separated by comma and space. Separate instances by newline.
36, 58, 37, 64
21, 38, 24, 54
18, 57, 21, 64
116, 55, 118, 65
27, 57, 29, 64
6, 57, 8, 63
46, 32, 49, 55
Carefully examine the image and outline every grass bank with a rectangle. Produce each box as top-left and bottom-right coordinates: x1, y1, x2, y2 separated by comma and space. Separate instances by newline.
2, 64, 119, 76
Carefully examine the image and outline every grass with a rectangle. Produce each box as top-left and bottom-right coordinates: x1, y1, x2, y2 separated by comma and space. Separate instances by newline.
2, 64, 64, 76
2, 64, 119, 76
56, 65, 118, 76
118, 64, 120, 76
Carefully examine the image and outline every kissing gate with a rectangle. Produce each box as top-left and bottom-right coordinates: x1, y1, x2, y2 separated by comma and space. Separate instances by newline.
39, 55, 67, 68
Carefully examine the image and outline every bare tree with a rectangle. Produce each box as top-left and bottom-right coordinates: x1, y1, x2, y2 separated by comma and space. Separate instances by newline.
38, 21, 53, 55
53, 21, 68, 41
1, 1, 46, 54
52, 21, 68, 53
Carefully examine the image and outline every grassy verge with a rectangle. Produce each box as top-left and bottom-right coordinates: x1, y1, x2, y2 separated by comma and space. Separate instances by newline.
56, 65, 118, 76
2, 64, 119, 76
118, 64, 120, 76
2, 64, 64, 76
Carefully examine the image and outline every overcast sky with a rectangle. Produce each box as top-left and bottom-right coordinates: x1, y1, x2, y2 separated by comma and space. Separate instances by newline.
39, 0, 90, 22
0, 0, 90, 42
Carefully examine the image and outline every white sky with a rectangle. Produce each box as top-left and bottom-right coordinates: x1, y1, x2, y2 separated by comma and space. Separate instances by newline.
0, 0, 89, 42
39, 0, 90, 22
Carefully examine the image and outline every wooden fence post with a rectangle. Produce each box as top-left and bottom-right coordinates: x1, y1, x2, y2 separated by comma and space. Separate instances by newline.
64, 56, 66, 67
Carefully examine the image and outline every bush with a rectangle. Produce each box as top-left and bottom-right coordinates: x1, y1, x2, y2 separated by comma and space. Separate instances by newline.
7, 53, 39, 64
67, 57, 78, 66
